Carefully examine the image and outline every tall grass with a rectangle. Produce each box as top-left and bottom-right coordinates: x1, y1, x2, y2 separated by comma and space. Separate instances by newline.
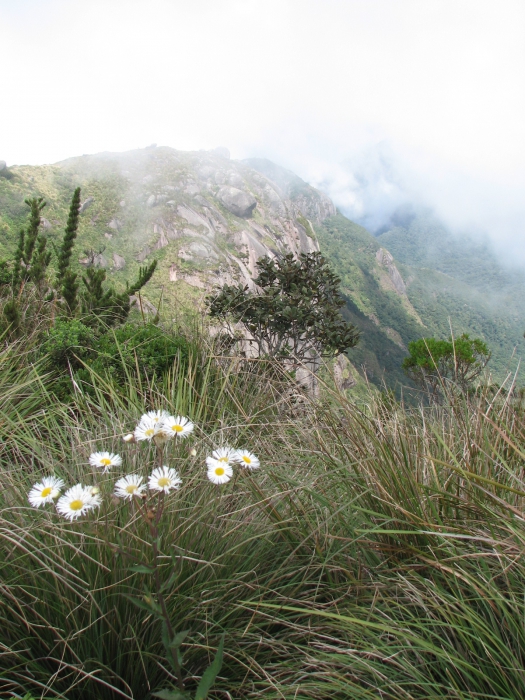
1, 333, 525, 699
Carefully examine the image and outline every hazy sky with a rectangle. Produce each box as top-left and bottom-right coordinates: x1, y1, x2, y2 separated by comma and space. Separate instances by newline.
1, 0, 524, 261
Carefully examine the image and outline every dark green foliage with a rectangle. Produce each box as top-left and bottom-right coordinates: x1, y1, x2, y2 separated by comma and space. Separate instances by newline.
81, 260, 158, 329
2, 298, 20, 338
207, 252, 359, 362
56, 187, 81, 313
88, 323, 191, 381
3, 187, 157, 332
23, 197, 45, 268
56, 187, 81, 284
0, 260, 12, 287
30, 233, 52, 288
43, 320, 192, 401
11, 197, 51, 291
42, 319, 96, 371
403, 333, 491, 395
127, 260, 158, 297
61, 268, 79, 314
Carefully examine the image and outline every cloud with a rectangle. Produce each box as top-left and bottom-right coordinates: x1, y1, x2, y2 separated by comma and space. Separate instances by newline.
1, 0, 524, 263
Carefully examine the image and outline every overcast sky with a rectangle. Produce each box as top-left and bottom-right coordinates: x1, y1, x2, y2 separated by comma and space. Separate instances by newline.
1, 0, 524, 262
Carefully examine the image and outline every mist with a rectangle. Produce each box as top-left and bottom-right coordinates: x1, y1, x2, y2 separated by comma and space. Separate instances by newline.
1, 0, 524, 267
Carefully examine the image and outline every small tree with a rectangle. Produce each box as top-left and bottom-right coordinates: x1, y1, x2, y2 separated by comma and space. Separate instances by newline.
207, 252, 359, 365
12, 197, 51, 291
402, 333, 491, 396
2, 188, 158, 340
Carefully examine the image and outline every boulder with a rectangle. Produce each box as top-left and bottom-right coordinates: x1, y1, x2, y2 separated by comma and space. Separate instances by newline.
79, 197, 94, 213
188, 241, 218, 260
228, 172, 244, 188
216, 186, 257, 218
108, 218, 123, 230
147, 194, 156, 207
113, 253, 126, 270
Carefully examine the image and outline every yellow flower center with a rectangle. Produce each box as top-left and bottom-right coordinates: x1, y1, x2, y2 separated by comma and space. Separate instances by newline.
145, 428, 155, 437
41, 487, 52, 497
126, 484, 138, 494
218, 456, 229, 462
215, 467, 225, 476
242, 456, 251, 464
70, 499, 84, 511
158, 477, 170, 487
172, 424, 184, 433
101, 458, 111, 466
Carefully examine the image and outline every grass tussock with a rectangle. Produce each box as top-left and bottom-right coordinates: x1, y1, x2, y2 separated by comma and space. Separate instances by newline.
1, 331, 525, 699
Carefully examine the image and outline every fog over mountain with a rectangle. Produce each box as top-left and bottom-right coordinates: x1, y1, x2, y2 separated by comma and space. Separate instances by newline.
2, 0, 524, 267
255, 139, 525, 269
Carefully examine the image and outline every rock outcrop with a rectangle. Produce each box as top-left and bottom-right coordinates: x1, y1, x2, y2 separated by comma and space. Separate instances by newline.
375, 247, 406, 295
216, 186, 257, 218
43, 146, 338, 294
79, 197, 94, 213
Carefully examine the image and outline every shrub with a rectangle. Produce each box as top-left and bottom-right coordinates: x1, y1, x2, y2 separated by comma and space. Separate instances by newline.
43, 319, 96, 371
91, 323, 192, 381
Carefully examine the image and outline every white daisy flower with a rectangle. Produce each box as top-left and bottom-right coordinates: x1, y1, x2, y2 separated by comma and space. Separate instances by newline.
148, 466, 182, 493
56, 484, 101, 521
163, 415, 194, 439
89, 451, 123, 472
206, 447, 236, 469
207, 459, 233, 485
146, 409, 170, 423
28, 476, 65, 508
234, 449, 260, 469
114, 474, 147, 500
134, 415, 162, 442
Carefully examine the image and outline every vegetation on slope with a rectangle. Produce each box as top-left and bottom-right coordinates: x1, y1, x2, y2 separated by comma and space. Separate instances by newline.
377, 211, 525, 382
316, 212, 524, 388
1, 316, 525, 698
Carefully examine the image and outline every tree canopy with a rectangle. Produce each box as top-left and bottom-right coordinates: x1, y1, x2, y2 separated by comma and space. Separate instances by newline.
207, 252, 360, 364
402, 333, 491, 396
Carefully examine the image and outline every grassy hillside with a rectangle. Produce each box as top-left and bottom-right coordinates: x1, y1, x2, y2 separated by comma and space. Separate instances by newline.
313, 212, 524, 388
1, 151, 523, 392
377, 212, 525, 383
2, 321, 525, 699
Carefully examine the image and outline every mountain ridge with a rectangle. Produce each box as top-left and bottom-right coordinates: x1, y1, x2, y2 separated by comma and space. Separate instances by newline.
0, 147, 522, 389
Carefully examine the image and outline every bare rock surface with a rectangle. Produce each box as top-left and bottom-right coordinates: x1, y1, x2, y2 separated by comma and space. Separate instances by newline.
113, 253, 126, 270
376, 247, 407, 295
79, 197, 94, 213
217, 186, 257, 218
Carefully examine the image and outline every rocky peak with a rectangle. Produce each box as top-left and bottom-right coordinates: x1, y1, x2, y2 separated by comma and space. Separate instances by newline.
375, 247, 407, 295
50, 146, 331, 294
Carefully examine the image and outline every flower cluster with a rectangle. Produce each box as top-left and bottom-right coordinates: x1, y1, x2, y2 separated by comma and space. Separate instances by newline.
134, 411, 194, 444
28, 477, 102, 521
27, 411, 262, 518
206, 447, 259, 484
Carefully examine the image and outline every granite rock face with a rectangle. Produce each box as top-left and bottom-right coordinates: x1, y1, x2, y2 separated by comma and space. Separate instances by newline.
216, 186, 257, 218
375, 247, 407, 295
32, 145, 338, 294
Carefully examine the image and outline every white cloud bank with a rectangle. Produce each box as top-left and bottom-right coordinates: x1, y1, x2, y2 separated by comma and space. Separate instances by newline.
1, 0, 524, 261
